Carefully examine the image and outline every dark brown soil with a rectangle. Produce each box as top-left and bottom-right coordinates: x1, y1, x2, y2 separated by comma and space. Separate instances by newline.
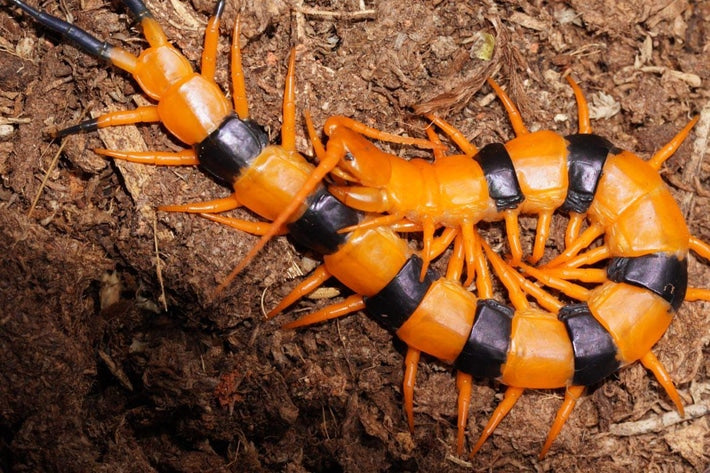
1, 0, 709, 472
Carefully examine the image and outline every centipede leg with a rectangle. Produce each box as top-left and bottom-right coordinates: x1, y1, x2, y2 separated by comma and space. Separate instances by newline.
200, 0, 224, 81
470, 386, 525, 458
689, 236, 710, 260
565, 212, 586, 248
230, 16, 249, 119
281, 294, 365, 329
552, 245, 611, 269
530, 209, 553, 264
266, 265, 333, 318
403, 347, 421, 432
56, 106, 161, 138
160, 194, 241, 214
483, 240, 564, 312
539, 385, 585, 458
640, 351, 684, 415
199, 212, 288, 236
481, 240, 529, 311
503, 210, 523, 266
420, 218, 436, 281
531, 266, 607, 284
486, 78, 529, 137
455, 371, 473, 455
517, 261, 590, 302
446, 234, 466, 282
424, 114, 479, 157
647, 116, 700, 171
322, 116, 441, 150
565, 76, 591, 134
543, 223, 605, 268
95, 148, 199, 166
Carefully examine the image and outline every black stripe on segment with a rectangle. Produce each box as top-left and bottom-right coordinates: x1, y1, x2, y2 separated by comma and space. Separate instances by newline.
9, 0, 112, 61
559, 303, 620, 386
561, 134, 615, 213
474, 143, 524, 211
364, 255, 437, 333
287, 188, 361, 255
453, 299, 513, 379
607, 253, 687, 310
196, 114, 269, 185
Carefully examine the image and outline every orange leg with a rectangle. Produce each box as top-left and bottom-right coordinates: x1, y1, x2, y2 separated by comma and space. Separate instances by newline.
424, 114, 479, 157
199, 212, 287, 236
483, 240, 564, 312
160, 194, 241, 214
648, 116, 699, 171
542, 223, 605, 268
56, 106, 161, 137
530, 209, 553, 264
470, 386, 525, 457
420, 218, 436, 281
281, 294, 365, 329
455, 371, 473, 455
487, 78, 529, 137
95, 148, 198, 166
539, 385, 585, 458
281, 50, 297, 152
640, 351, 684, 415
403, 347, 421, 432
424, 120, 448, 161
96, 106, 160, 128
553, 245, 610, 269
504, 210, 523, 266
689, 236, 710, 260
686, 288, 710, 301
481, 240, 529, 311
230, 16, 249, 120
533, 266, 607, 284
564, 212, 586, 248
266, 265, 332, 318
336, 214, 405, 234
322, 116, 440, 151
517, 261, 590, 302
446, 235, 466, 282
200, 0, 223, 81
565, 76, 591, 134
428, 227, 459, 261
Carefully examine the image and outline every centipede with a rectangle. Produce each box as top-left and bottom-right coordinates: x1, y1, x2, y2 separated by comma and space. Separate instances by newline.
5, 0, 708, 468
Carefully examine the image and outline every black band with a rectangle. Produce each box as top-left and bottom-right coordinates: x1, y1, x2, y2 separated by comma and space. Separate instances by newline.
364, 255, 437, 333
196, 114, 269, 185
561, 134, 615, 213
454, 299, 513, 378
559, 303, 619, 386
475, 143, 524, 211
607, 253, 687, 310
287, 188, 361, 254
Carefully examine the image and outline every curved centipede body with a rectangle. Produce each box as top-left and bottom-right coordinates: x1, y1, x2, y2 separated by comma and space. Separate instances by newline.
6, 0, 709, 468
295, 76, 710, 457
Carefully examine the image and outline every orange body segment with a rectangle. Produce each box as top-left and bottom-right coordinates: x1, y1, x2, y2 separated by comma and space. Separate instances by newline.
396, 279, 478, 363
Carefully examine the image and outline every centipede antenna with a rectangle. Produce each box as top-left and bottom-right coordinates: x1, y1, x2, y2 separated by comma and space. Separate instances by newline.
9, 0, 113, 61
9, 0, 139, 72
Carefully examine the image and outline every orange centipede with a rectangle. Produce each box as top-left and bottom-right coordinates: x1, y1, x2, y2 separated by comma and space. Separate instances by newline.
274, 75, 710, 457
8, 0, 710, 461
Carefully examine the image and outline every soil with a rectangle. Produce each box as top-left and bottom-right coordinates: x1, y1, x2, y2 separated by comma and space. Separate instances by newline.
1, 0, 709, 472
